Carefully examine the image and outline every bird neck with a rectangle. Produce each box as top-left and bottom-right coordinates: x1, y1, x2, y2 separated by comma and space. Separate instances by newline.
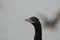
33, 22, 42, 40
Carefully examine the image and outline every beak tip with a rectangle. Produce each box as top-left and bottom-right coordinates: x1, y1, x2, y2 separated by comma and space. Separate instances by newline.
25, 19, 28, 21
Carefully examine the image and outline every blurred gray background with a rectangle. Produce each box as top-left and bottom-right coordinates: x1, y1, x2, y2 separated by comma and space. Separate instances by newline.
0, 0, 60, 40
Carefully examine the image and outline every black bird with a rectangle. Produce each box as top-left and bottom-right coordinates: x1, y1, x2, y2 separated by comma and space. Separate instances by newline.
25, 17, 42, 40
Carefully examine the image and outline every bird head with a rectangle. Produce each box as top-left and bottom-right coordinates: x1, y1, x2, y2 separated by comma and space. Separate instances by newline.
25, 17, 40, 25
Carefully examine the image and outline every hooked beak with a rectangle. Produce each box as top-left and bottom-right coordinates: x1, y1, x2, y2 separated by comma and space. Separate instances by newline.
25, 19, 35, 23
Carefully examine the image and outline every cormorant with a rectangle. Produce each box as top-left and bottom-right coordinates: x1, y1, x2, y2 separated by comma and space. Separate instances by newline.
25, 17, 42, 40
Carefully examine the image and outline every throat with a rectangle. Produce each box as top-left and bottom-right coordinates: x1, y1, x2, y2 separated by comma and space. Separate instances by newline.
33, 23, 42, 40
